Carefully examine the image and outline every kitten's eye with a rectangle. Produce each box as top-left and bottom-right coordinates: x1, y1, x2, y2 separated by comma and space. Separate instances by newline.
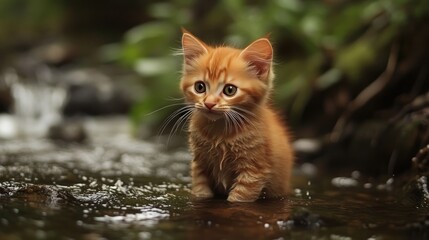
194, 81, 206, 93
223, 84, 237, 96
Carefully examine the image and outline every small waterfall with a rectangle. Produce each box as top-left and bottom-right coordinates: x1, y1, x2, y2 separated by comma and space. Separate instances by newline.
2, 67, 67, 138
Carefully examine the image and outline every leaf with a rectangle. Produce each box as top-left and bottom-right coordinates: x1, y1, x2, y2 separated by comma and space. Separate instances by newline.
134, 58, 176, 77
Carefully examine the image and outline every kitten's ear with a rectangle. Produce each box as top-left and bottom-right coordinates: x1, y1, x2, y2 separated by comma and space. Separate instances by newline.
182, 31, 208, 65
240, 38, 273, 80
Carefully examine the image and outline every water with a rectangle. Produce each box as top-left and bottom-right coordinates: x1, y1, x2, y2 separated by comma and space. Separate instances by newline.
2, 67, 67, 138
0, 117, 428, 240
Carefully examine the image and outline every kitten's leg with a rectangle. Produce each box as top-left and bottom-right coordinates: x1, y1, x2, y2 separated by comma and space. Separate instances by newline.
227, 171, 265, 202
191, 160, 214, 199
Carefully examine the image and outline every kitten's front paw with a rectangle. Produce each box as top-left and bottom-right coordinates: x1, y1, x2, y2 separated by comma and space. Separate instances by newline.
227, 193, 257, 203
193, 193, 214, 199
192, 188, 214, 199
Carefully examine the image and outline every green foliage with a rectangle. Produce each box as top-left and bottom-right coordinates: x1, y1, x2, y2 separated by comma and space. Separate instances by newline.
107, 0, 429, 129
100, 1, 194, 131
0, 0, 63, 47
335, 39, 376, 81
123, 24, 182, 129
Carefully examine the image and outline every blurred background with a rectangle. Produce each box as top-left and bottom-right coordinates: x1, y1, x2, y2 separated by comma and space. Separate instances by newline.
0, 0, 428, 175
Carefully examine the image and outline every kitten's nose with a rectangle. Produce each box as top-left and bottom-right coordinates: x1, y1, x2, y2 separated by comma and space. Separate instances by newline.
204, 102, 216, 110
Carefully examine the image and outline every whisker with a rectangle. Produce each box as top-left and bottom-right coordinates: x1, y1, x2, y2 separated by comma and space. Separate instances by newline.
167, 108, 194, 144
226, 107, 259, 133
171, 108, 193, 135
181, 112, 193, 132
233, 110, 252, 125
223, 112, 231, 134
231, 106, 258, 118
226, 111, 242, 133
164, 96, 185, 102
224, 112, 232, 133
158, 105, 194, 136
231, 111, 246, 131
225, 112, 235, 133
238, 111, 258, 131
145, 102, 190, 116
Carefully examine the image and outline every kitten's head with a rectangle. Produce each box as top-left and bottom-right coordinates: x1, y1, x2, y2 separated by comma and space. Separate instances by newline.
180, 31, 274, 121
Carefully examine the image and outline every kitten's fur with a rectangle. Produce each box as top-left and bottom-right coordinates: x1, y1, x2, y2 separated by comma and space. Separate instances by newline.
180, 31, 294, 202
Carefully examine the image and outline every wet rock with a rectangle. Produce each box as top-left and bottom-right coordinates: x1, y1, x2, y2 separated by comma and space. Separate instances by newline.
332, 114, 428, 176
331, 177, 359, 188
0, 114, 17, 139
403, 176, 429, 206
401, 145, 429, 207
61, 68, 133, 116
412, 145, 429, 174
293, 138, 324, 165
0, 182, 79, 208
0, 80, 12, 113
48, 119, 87, 143
412, 145, 429, 204
31, 41, 77, 66
2, 54, 136, 117
293, 138, 322, 154
406, 215, 429, 239
0, 185, 7, 195
325, 87, 429, 177
287, 208, 325, 229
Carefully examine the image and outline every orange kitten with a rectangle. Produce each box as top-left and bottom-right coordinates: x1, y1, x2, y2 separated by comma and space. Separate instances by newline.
180, 30, 294, 202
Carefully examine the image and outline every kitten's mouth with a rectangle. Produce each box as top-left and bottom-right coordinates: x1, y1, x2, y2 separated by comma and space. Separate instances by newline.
199, 109, 223, 121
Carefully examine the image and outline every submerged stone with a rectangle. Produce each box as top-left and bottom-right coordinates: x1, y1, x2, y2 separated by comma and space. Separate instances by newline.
0, 182, 79, 208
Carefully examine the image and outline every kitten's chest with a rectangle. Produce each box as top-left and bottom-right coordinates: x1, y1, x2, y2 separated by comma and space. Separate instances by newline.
190, 132, 263, 193
193, 137, 239, 170
191, 136, 242, 191
191, 135, 245, 162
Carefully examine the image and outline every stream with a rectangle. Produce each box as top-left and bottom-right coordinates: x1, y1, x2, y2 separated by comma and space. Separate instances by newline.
0, 117, 428, 240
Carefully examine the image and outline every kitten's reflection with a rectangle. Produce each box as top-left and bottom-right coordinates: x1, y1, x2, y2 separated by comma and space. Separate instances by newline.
183, 198, 292, 239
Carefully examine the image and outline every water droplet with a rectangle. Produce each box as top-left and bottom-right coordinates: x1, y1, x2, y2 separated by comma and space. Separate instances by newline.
139, 232, 152, 239
386, 178, 394, 185
330, 234, 352, 240
1, 218, 8, 226
351, 170, 360, 179
300, 163, 318, 176
331, 177, 358, 188
35, 230, 47, 239
367, 236, 379, 240
89, 180, 97, 187
294, 188, 302, 197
